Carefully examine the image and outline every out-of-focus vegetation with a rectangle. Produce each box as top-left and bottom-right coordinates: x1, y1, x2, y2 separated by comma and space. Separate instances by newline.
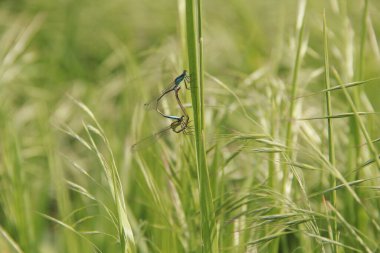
1, 0, 380, 252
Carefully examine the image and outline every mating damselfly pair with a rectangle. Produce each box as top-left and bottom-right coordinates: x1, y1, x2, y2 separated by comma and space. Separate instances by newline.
131, 70, 192, 150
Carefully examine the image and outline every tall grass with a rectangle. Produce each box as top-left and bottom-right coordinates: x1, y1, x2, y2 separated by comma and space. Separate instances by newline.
322, 10, 337, 252
185, 0, 216, 252
1, 0, 380, 252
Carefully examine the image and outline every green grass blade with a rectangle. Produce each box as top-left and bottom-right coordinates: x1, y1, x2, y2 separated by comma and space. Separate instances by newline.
284, 0, 307, 193
185, 1, 216, 252
323, 12, 338, 251
295, 77, 380, 99
332, 69, 380, 170
74, 99, 136, 253
0, 225, 24, 253
297, 112, 378, 120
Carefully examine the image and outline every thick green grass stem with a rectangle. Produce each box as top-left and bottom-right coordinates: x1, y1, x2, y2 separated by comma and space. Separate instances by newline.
185, 1, 217, 252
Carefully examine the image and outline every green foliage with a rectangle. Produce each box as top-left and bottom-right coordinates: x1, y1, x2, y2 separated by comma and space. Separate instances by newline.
1, 0, 380, 252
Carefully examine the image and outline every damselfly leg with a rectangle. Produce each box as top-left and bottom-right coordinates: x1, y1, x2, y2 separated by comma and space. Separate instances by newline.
171, 87, 193, 134
184, 74, 191, 90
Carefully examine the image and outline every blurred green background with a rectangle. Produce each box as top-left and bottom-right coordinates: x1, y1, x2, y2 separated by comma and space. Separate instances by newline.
1, 0, 380, 252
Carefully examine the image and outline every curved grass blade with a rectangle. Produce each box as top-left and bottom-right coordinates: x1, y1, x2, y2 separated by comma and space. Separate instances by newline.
295, 77, 380, 99
297, 112, 378, 120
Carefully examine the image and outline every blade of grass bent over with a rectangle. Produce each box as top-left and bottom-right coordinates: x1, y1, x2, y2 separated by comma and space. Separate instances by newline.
71, 97, 136, 253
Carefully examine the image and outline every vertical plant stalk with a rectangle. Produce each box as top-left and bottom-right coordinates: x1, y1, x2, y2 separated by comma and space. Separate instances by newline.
353, 0, 369, 236
351, 0, 368, 175
177, 0, 188, 66
185, 1, 217, 252
357, 0, 368, 81
283, 0, 306, 193
322, 11, 337, 253
197, 0, 205, 128
352, 0, 369, 171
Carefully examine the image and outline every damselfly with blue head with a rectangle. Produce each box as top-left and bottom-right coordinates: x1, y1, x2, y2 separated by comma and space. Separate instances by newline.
144, 70, 191, 120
